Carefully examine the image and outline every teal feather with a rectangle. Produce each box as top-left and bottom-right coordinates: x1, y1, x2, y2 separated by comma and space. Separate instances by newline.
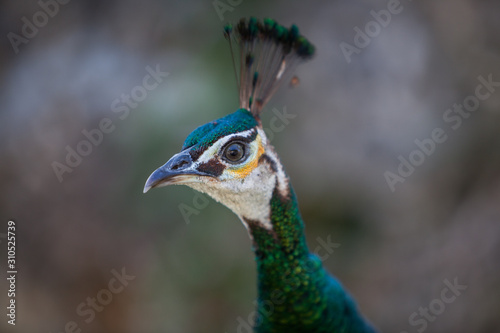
182, 109, 257, 151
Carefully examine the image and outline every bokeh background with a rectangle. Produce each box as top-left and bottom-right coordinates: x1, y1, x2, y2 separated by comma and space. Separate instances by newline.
1, 0, 500, 332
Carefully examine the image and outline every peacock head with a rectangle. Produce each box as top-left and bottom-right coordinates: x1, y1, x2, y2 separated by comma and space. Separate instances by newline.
143, 108, 290, 226
143, 17, 314, 228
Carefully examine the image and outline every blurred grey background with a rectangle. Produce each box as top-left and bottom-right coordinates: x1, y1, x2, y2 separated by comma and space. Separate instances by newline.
1, 0, 499, 332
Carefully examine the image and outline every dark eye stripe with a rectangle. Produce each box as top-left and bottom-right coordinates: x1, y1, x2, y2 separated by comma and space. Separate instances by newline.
197, 159, 226, 177
258, 153, 277, 172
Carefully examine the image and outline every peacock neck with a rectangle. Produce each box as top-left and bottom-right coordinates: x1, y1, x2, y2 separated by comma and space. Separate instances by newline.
245, 182, 328, 329
244, 181, 376, 332
248, 184, 310, 261
247, 181, 317, 289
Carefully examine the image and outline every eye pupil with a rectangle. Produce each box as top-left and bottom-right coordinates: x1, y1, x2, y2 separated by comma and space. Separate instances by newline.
224, 143, 245, 162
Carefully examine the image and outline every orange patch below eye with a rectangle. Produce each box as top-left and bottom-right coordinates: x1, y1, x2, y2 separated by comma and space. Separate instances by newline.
231, 139, 265, 178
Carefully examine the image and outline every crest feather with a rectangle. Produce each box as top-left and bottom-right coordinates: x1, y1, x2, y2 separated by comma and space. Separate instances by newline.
224, 17, 315, 117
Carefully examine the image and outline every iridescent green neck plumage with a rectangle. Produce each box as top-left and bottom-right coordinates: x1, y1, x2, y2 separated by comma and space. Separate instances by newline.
247, 184, 376, 333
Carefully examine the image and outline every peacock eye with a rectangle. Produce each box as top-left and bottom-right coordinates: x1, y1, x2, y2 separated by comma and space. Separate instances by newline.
223, 142, 246, 163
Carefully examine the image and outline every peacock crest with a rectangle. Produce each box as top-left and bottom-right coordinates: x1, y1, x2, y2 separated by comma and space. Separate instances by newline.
224, 17, 315, 117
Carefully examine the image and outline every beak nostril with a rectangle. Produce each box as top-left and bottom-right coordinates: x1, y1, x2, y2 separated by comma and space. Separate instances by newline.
171, 160, 189, 170
166, 151, 193, 171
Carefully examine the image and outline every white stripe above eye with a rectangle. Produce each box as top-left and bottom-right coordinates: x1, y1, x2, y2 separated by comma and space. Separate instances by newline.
195, 128, 256, 165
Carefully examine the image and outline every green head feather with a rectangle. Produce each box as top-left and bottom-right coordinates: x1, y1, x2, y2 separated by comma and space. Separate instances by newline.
182, 108, 258, 157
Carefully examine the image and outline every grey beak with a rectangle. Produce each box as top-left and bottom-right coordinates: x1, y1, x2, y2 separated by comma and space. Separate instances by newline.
143, 150, 202, 193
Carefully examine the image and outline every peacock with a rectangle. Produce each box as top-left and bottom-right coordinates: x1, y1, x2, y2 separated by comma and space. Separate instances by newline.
144, 17, 378, 333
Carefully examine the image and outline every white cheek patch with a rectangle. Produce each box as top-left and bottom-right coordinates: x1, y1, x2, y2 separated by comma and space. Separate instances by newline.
188, 163, 277, 231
